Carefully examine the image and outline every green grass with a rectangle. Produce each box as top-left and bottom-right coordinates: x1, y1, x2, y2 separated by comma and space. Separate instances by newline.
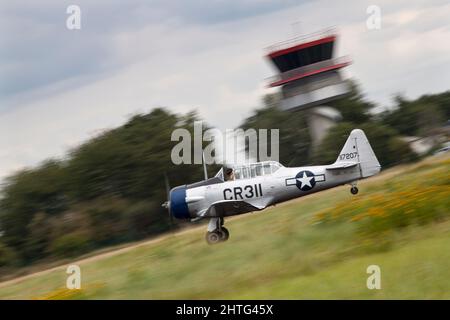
0, 155, 449, 299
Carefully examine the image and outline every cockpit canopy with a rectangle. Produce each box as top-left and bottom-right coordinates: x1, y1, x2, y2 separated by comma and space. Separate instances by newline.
215, 161, 283, 181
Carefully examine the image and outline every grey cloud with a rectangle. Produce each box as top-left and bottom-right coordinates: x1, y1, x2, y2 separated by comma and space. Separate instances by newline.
0, 0, 303, 104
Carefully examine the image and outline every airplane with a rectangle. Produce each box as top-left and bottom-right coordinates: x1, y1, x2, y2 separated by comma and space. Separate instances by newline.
162, 129, 381, 244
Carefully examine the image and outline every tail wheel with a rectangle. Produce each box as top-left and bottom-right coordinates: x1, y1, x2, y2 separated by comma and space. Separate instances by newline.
219, 227, 229, 241
351, 186, 359, 195
206, 231, 221, 245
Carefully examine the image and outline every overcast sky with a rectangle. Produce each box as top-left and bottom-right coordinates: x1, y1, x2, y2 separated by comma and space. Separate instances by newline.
1, 0, 449, 181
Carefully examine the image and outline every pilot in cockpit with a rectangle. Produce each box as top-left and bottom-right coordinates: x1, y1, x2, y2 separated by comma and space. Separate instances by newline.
225, 167, 235, 181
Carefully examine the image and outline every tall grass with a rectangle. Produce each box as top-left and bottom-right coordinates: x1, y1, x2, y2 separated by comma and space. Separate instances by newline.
312, 157, 450, 251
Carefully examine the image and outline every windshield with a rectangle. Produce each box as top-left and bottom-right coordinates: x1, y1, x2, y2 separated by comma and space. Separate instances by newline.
233, 161, 282, 180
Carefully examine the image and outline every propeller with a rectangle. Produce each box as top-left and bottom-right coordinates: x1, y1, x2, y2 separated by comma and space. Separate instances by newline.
162, 173, 174, 226
202, 151, 208, 180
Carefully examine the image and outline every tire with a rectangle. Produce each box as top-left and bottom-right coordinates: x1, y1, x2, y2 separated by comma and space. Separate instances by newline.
206, 231, 221, 245
219, 227, 229, 241
351, 187, 359, 195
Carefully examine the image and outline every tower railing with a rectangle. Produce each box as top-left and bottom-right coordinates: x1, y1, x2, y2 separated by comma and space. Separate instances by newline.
267, 55, 351, 87
265, 27, 337, 53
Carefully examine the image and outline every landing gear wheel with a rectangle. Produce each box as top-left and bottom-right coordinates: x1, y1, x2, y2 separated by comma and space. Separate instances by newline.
206, 231, 222, 245
218, 227, 229, 241
351, 186, 359, 195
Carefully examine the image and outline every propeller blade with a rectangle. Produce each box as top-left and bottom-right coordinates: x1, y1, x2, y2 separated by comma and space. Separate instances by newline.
163, 173, 174, 226
164, 173, 170, 199
202, 151, 208, 180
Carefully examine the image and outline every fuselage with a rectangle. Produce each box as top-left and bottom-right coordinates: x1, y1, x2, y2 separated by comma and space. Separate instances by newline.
170, 163, 362, 220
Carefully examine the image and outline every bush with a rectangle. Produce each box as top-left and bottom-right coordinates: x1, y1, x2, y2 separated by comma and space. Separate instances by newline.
0, 242, 20, 268
386, 137, 418, 166
312, 158, 450, 239
85, 197, 129, 246
49, 232, 92, 258
123, 200, 168, 239
24, 212, 52, 261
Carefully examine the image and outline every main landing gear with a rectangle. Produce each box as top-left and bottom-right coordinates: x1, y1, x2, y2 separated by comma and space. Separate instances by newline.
206, 217, 229, 245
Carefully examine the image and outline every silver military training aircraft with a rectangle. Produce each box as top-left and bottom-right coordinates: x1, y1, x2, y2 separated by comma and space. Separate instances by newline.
162, 129, 381, 244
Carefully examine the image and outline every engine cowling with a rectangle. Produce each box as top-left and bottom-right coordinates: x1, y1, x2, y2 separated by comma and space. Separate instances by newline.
170, 185, 191, 219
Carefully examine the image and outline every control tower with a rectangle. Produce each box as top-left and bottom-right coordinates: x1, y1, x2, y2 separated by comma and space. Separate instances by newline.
266, 28, 351, 146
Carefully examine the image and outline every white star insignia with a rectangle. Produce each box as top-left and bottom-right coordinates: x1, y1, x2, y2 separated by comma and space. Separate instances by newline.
296, 172, 313, 189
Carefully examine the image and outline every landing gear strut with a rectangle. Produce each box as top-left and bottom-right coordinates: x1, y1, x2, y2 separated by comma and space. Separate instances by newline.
206, 217, 229, 245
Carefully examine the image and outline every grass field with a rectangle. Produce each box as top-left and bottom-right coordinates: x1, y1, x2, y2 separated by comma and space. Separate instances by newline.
0, 154, 449, 299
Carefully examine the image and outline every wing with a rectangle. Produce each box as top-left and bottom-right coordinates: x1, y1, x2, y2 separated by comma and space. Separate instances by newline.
201, 200, 266, 218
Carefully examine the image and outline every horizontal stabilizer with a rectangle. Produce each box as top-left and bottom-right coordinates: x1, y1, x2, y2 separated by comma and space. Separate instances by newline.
325, 162, 358, 170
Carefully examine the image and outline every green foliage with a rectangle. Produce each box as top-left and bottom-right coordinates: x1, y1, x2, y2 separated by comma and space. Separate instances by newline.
123, 200, 167, 240
313, 157, 450, 253
328, 80, 375, 123
0, 242, 20, 268
0, 108, 206, 268
49, 232, 92, 258
239, 93, 312, 166
0, 160, 69, 251
380, 93, 448, 136
66, 108, 181, 200
24, 212, 52, 261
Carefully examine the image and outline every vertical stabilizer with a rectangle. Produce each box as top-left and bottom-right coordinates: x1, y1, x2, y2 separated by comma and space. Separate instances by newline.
336, 129, 381, 177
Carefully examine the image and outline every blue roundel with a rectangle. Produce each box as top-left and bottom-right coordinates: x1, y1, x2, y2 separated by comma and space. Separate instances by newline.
295, 170, 316, 191
170, 185, 191, 219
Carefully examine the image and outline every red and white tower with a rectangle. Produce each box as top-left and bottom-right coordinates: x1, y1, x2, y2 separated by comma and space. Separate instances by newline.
266, 28, 351, 146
